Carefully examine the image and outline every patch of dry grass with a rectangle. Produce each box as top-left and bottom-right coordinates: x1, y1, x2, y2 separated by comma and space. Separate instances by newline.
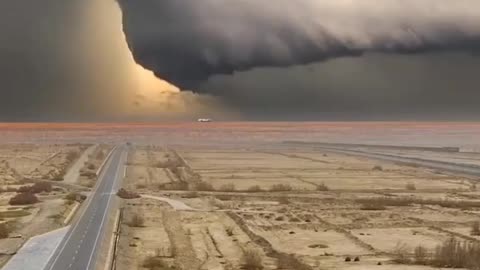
393, 238, 480, 269
414, 245, 429, 265
269, 184, 293, 192
183, 191, 199, 198
392, 242, 410, 264
117, 188, 140, 199
193, 181, 215, 191
406, 182, 417, 191
471, 221, 480, 236
226, 225, 234, 236
242, 248, 263, 270
216, 194, 234, 201
276, 196, 290, 205
142, 256, 174, 270
127, 213, 145, 227
0, 223, 9, 239
316, 182, 330, 191
356, 197, 480, 210
431, 238, 480, 269
9, 193, 38, 205
246, 185, 264, 193
277, 254, 311, 270
17, 182, 52, 194
219, 183, 236, 192
159, 181, 189, 191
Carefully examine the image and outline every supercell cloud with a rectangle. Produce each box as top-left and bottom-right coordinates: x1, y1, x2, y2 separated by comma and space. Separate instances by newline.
118, 0, 480, 89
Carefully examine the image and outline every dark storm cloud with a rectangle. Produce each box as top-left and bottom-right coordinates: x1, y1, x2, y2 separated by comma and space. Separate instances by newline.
1, 0, 480, 120
0, 1, 78, 120
117, 0, 480, 90
0, 0, 137, 121
203, 52, 480, 120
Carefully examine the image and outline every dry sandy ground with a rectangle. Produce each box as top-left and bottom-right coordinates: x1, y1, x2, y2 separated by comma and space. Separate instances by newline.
113, 144, 480, 270
77, 144, 113, 188
0, 144, 88, 183
0, 144, 93, 267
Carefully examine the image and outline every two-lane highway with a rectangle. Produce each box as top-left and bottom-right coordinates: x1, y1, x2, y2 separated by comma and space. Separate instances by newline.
44, 145, 126, 270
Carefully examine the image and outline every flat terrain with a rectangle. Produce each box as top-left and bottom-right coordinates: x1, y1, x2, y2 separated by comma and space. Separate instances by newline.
0, 143, 108, 267
115, 144, 480, 270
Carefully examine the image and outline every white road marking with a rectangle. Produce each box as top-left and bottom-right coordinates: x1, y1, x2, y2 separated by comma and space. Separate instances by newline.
85, 149, 124, 270
45, 147, 120, 270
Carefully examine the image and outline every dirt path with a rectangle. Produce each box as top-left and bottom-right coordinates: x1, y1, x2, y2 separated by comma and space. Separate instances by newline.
63, 144, 97, 184
163, 210, 202, 270
141, 194, 194, 211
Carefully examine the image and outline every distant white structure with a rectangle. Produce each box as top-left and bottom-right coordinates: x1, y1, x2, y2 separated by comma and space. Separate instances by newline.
197, 118, 213, 122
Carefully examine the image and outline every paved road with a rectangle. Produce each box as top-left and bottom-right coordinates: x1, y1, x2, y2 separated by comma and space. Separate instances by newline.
319, 146, 480, 178
44, 145, 126, 270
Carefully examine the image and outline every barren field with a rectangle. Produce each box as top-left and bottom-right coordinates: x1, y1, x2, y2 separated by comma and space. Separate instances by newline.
77, 144, 113, 187
115, 144, 480, 270
0, 144, 93, 267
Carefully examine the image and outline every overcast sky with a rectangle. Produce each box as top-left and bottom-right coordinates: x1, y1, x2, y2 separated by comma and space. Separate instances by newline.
0, 0, 479, 121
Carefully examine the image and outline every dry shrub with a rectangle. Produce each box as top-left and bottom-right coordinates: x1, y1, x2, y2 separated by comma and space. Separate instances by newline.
154, 159, 183, 169
9, 193, 39, 205
116, 188, 140, 199
360, 203, 386, 211
80, 171, 97, 179
17, 185, 33, 193
87, 163, 96, 170
356, 197, 480, 210
183, 191, 199, 198
65, 192, 86, 202
142, 256, 174, 270
316, 182, 329, 191
414, 245, 429, 265
289, 217, 301, 222
194, 181, 215, 191
277, 196, 290, 205
372, 165, 383, 171
226, 225, 234, 236
136, 183, 147, 189
431, 238, 480, 269
242, 249, 263, 270
406, 182, 417, 191
66, 151, 79, 162
128, 213, 145, 227
219, 183, 236, 192
269, 184, 293, 192
0, 187, 18, 193
399, 239, 480, 269
51, 172, 65, 181
33, 182, 52, 193
392, 242, 410, 264
277, 254, 311, 270
160, 181, 189, 191
17, 183, 52, 194
96, 150, 105, 160
0, 223, 9, 239
246, 185, 264, 193
216, 194, 233, 201
471, 221, 480, 236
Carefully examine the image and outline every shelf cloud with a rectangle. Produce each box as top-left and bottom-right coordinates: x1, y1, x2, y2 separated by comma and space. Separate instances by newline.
118, 0, 480, 89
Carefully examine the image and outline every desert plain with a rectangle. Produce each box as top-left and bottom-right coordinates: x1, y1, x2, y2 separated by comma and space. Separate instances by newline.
1, 122, 480, 270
